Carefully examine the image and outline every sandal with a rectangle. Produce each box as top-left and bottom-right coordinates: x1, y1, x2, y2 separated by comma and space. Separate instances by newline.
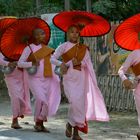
34, 125, 42, 132
11, 123, 22, 129
72, 135, 83, 140
34, 125, 50, 133
41, 125, 50, 133
137, 132, 140, 140
65, 123, 72, 138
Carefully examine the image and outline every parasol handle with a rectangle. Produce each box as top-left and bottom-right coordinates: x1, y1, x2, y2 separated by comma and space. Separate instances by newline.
25, 41, 33, 54
28, 44, 34, 54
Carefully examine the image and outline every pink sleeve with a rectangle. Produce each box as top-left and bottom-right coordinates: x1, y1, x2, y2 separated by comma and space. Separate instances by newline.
118, 52, 134, 81
50, 44, 65, 66
0, 53, 9, 66
18, 47, 32, 68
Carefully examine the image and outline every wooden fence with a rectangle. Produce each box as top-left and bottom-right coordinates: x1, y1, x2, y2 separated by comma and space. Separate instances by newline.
97, 75, 135, 112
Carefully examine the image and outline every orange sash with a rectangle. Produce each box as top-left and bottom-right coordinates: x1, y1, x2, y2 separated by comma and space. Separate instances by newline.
61, 43, 87, 71
131, 62, 140, 76
28, 44, 54, 77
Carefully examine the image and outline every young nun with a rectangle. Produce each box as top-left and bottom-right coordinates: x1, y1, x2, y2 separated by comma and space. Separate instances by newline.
50, 25, 109, 140
18, 28, 61, 132
0, 53, 32, 129
118, 49, 140, 140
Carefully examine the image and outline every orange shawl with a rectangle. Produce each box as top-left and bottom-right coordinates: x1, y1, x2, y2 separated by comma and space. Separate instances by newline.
61, 43, 87, 71
28, 44, 54, 77
131, 62, 140, 76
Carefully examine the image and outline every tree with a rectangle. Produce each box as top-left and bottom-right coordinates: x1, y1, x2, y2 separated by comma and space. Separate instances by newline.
92, 0, 140, 21
0, 0, 140, 20
34, 0, 64, 14
0, 0, 34, 17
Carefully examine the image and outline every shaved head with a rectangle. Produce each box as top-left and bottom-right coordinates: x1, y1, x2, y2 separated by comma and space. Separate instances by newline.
32, 28, 45, 37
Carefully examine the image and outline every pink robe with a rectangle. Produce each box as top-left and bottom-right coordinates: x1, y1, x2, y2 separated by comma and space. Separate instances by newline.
118, 49, 140, 127
0, 53, 32, 118
18, 44, 61, 122
51, 41, 109, 130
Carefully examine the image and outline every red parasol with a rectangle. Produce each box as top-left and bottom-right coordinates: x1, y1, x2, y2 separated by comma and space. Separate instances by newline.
0, 18, 17, 38
0, 17, 50, 60
114, 13, 140, 51
0, 18, 17, 53
53, 11, 111, 37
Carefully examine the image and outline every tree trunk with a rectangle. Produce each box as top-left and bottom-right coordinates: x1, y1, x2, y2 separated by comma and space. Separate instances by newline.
64, 0, 70, 10
86, 0, 92, 12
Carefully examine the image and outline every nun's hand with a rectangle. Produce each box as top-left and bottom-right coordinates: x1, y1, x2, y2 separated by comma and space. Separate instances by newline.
60, 62, 68, 75
123, 79, 134, 90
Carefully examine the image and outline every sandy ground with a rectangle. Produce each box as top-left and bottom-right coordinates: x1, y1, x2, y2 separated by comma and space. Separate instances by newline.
0, 95, 139, 140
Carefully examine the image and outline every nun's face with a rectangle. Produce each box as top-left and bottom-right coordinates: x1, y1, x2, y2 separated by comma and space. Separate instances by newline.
34, 29, 46, 43
67, 27, 80, 43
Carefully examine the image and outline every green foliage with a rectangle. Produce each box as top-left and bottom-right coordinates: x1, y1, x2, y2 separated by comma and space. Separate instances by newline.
0, 0, 34, 17
70, 0, 86, 10
92, 0, 140, 21
38, 0, 64, 14
0, 0, 140, 20
92, 0, 115, 15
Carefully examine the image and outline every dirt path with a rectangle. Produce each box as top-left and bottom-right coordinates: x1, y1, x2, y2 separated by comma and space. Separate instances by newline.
0, 97, 139, 140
